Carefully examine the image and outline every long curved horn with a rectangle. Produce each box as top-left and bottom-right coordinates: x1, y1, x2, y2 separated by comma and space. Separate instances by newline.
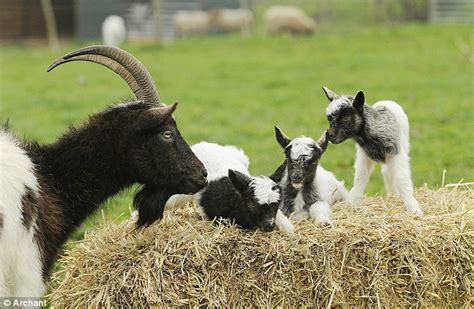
47, 46, 162, 105
48, 54, 143, 99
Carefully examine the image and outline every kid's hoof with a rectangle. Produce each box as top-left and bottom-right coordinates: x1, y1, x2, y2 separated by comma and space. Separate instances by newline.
314, 217, 333, 226
348, 191, 364, 205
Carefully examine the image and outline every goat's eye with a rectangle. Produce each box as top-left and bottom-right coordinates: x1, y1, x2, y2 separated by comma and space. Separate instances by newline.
162, 130, 173, 140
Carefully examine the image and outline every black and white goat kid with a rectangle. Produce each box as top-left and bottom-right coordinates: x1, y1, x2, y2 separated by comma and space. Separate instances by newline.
164, 142, 295, 233
322, 87, 422, 215
273, 127, 348, 225
0, 46, 207, 298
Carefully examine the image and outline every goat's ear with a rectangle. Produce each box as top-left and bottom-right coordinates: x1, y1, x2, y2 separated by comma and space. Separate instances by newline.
353, 91, 365, 112
228, 169, 251, 193
318, 130, 329, 153
275, 126, 291, 149
137, 102, 178, 131
322, 86, 338, 101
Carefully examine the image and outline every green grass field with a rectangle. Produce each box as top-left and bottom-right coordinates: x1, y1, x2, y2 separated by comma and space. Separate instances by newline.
0, 24, 472, 239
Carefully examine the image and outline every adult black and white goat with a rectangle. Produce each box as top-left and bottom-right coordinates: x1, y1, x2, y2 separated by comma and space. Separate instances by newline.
272, 127, 348, 225
165, 142, 295, 233
0, 46, 207, 298
322, 87, 422, 215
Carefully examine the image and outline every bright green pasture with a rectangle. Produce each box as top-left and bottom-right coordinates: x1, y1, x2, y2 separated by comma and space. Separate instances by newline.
0, 24, 472, 238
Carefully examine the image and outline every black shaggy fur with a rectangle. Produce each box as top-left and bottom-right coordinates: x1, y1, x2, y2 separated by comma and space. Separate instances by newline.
199, 170, 280, 232
134, 186, 174, 228
14, 100, 206, 278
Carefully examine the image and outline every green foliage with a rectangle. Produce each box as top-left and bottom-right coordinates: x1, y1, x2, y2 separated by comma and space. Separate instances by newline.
0, 24, 472, 236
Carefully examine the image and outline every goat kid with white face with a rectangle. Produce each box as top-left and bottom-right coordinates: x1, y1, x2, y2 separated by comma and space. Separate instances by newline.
273, 127, 348, 225
200, 169, 283, 232
164, 142, 294, 233
322, 86, 422, 215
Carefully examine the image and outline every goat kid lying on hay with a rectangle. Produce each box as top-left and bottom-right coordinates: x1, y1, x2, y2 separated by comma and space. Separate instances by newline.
163, 141, 295, 233
0, 46, 208, 298
49, 185, 472, 307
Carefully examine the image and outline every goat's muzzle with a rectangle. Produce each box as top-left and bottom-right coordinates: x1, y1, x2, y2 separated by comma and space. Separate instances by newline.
327, 130, 343, 144
183, 171, 208, 194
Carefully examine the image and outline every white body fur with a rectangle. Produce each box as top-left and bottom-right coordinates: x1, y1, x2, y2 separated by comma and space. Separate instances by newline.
264, 5, 316, 34
102, 16, 126, 47
174, 11, 211, 36
165, 142, 249, 210
348, 100, 422, 215
165, 142, 294, 233
211, 9, 254, 34
281, 158, 348, 225
0, 132, 44, 297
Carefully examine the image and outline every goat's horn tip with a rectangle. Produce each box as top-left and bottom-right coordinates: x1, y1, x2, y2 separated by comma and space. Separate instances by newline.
46, 64, 56, 72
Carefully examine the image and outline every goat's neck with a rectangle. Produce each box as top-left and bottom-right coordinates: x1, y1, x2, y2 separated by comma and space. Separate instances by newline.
35, 126, 134, 233
354, 105, 381, 145
283, 167, 318, 205
353, 105, 395, 162
301, 171, 318, 205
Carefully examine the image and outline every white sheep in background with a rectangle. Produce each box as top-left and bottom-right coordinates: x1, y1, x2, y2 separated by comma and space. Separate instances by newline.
264, 5, 316, 35
210, 9, 254, 34
102, 15, 126, 47
272, 127, 348, 225
322, 87, 423, 216
164, 142, 295, 233
174, 11, 211, 37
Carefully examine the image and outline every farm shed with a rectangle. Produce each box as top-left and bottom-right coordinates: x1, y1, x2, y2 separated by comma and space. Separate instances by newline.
0, 0, 74, 42
0, 0, 243, 43
429, 0, 474, 23
76, 0, 242, 42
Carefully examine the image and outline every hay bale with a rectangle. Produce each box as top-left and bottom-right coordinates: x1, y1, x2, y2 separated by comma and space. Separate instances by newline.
49, 186, 472, 307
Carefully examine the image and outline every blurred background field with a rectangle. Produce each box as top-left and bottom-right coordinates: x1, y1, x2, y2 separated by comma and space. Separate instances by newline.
0, 0, 473, 240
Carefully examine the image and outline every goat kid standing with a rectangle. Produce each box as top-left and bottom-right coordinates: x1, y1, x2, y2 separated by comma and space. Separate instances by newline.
273, 127, 348, 225
322, 87, 422, 215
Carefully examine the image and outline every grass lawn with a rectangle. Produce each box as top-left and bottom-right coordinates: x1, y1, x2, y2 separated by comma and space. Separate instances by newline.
0, 23, 472, 239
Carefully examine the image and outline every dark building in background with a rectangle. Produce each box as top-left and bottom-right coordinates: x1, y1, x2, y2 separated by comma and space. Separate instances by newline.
76, 0, 241, 41
0, 0, 74, 42
0, 0, 242, 42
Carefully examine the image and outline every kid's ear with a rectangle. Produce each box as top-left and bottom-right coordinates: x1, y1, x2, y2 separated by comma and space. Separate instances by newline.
274, 126, 291, 149
353, 91, 365, 112
318, 130, 329, 153
228, 169, 251, 193
322, 86, 339, 101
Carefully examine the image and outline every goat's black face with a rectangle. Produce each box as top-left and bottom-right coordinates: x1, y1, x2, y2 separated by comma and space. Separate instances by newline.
275, 127, 328, 189
127, 102, 207, 194
103, 101, 207, 227
228, 170, 280, 232
323, 87, 365, 144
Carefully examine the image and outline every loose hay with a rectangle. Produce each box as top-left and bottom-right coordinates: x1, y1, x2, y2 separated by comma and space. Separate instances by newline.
49, 186, 473, 307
